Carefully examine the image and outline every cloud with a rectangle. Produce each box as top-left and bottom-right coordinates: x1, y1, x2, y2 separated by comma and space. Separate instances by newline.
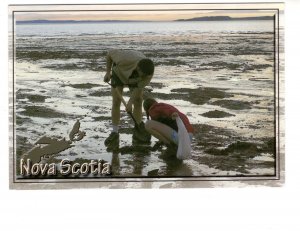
15, 9, 275, 21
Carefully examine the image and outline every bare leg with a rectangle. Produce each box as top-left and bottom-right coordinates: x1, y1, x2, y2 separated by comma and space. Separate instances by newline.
111, 86, 124, 126
132, 88, 143, 124
145, 120, 176, 145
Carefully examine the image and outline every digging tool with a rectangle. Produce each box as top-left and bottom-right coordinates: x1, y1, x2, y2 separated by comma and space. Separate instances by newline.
106, 81, 151, 143
106, 82, 140, 129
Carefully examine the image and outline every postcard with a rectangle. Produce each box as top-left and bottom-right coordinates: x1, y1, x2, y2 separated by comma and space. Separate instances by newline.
8, 3, 284, 189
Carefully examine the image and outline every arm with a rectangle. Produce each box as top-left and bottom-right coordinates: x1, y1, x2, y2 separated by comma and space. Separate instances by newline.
137, 75, 152, 88
126, 87, 142, 113
103, 51, 113, 82
126, 75, 152, 112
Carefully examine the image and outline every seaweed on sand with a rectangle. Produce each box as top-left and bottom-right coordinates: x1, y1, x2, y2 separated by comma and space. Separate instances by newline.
206, 141, 259, 158
67, 83, 101, 89
89, 90, 111, 97
26, 94, 49, 102
172, 87, 232, 105
201, 110, 235, 118
20, 105, 67, 118
17, 93, 50, 103
16, 116, 32, 125
211, 100, 252, 110
203, 140, 275, 174
16, 50, 106, 61
149, 87, 232, 105
192, 122, 275, 174
192, 124, 237, 150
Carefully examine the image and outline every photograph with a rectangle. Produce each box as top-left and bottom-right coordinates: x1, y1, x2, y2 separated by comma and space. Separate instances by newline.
9, 3, 284, 188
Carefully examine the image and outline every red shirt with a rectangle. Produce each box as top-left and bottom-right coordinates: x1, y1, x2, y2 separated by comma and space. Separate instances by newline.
148, 102, 194, 133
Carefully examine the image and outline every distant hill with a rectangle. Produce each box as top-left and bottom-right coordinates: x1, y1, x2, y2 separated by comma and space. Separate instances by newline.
16, 16, 274, 24
176, 16, 274, 21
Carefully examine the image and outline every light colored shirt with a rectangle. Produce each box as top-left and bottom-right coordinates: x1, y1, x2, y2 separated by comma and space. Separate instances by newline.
108, 49, 152, 88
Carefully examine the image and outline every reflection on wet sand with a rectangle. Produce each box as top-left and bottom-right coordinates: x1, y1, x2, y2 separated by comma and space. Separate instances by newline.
111, 150, 120, 176
108, 142, 193, 177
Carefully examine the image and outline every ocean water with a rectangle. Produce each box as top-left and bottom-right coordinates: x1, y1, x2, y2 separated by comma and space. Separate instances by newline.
16, 20, 273, 36
15, 20, 276, 177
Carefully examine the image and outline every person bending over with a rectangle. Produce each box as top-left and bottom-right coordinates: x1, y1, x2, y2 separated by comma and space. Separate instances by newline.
143, 98, 194, 146
103, 49, 154, 145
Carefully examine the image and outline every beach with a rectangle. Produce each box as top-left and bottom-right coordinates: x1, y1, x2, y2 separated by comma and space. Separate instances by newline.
15, 20, 276, 178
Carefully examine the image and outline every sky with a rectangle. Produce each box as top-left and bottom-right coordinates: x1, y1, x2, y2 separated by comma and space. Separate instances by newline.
15, 10, 276, 21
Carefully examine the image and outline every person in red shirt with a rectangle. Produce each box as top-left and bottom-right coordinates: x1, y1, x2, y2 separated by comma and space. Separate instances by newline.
143, 98, 194, 146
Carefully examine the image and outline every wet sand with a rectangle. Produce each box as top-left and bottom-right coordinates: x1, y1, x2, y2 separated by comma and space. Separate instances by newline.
14, 26, 276, 178
15, 72, 275, 178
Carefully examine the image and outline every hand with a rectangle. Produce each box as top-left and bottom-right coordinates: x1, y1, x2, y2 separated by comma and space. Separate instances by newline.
171, 112, 179, 120
104, 73, 111, 83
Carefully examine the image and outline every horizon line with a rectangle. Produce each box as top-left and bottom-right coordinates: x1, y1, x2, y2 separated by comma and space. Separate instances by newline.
16, 15, 274, 23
